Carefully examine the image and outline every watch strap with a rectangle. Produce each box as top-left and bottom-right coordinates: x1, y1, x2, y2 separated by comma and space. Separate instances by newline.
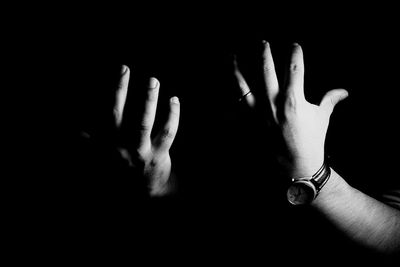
291, 157, 331, 199
310, 161, 331, 196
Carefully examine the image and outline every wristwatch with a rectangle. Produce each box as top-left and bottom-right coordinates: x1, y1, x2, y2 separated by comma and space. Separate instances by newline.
286, 160, 331, 205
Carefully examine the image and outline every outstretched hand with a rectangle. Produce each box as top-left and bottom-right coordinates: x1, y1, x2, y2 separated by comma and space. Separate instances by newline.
82, 65, 180, 197
234, 42, 348, 178
116, 65, 180, 196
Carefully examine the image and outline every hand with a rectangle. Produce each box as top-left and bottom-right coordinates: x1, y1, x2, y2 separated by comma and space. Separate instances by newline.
91, 65, 180, 197
234, 42, 348, 178
122, 65, 180, 196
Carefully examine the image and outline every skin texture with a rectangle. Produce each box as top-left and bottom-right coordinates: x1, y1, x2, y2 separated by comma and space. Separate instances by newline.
234, 42, 400, 255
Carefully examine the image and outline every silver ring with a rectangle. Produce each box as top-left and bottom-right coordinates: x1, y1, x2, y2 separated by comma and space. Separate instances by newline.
238, 91, 252, 102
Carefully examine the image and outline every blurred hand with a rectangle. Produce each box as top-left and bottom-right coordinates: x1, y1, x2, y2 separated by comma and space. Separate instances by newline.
120, 65, 180, 196
105, 65, 180, 196
234, 42, 348, 178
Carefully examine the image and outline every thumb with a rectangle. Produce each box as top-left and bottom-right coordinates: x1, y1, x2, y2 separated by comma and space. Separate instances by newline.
320, 89, 349, 116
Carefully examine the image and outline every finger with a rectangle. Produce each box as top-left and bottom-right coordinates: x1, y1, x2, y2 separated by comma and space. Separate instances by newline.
262, 41, 279, 106
154, 96, 180, 151
320, 89, 349, 116
140, 77, 160, 144
114, 65, 130, 127
233, 56, 256, 107
285, 43, 305, 101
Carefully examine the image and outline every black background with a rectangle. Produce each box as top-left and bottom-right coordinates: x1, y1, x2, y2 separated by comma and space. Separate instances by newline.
7, 3, 400, 265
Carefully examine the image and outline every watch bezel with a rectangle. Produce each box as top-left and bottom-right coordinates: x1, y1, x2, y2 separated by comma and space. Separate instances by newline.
287, 179, 317, 205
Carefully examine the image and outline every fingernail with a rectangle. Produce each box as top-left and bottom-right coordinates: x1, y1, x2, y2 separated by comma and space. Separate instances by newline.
149, 78, 158, 89
121, 65, 128, 74
170, 96, 179, 104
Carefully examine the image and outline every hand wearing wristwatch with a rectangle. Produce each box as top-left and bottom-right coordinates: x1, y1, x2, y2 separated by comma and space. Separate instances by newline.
286, 159, 331, 206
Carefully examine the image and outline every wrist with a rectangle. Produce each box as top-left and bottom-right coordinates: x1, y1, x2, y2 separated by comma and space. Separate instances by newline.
148, 170, 176, 197
286, 157, 331, 206
289, 156, 324, 179
311, 168, 350, 207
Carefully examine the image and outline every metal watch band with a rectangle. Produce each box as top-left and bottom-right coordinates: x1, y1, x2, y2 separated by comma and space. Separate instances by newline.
310, 161, 331, 196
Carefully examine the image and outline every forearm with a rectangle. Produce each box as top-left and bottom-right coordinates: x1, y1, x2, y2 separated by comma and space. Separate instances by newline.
312, 168, 400, 254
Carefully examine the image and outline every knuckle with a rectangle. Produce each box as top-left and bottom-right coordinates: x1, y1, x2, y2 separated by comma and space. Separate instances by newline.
139, 121, 152, 131
263, 63, 273, 73
148, 157, 159, 168
284, 95, 298, 116
285, 93, 297, 107
149, 152, 168, 166
290, 63, 300, 73
290, 59, 304, 74
160, 128, 176, 141
139, 124, 152, 136
262, 58, 274, 72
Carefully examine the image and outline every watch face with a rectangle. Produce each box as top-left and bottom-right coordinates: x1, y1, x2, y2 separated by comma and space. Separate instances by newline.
287, 181, 316, 205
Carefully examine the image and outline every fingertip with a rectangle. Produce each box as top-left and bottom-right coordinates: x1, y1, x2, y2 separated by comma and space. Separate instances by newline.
291, 42, 303, 54
321, 89, 349, 112
335, 88, 349, 101
121, 65, 129, 74
262, 40, 270, 53
293, 42, 302, 48
149, 77, 159, 89
262, 41, 273, 63
233, 54, 239, 69
342, 89, 349, 98
170, 96, 180, 104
